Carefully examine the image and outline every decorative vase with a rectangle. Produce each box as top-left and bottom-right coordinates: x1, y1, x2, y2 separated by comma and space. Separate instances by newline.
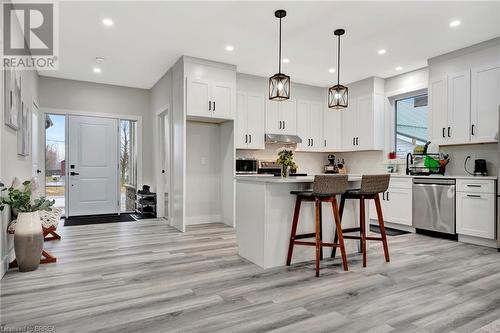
14, 211, 43, 272
281, 165, 290, 178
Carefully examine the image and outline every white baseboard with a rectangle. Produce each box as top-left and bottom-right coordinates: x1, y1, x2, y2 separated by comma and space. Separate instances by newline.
185, 214, 222, 225
458, 234, 497, 249
370, 219, 416, 233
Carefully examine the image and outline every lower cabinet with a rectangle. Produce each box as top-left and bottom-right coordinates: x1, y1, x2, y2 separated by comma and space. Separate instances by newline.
369, 182, 412, 227
456, 191, 495, 239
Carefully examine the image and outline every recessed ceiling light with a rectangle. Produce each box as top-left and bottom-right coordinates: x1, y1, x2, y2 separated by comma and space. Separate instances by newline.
395, 66, 403, 71
282, 58, 290, 63
95, 57, 105, 63
449, 20, 461, 27
328, 68, 336, 73
225, 45, 234, 52
102, 18, 114, 27
377, 49, 386, 55
93, 67, 102, 73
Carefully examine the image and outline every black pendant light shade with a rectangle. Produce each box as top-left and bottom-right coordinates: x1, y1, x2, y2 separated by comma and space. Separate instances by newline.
328, 29, 348, 109
269, 9, 290, 101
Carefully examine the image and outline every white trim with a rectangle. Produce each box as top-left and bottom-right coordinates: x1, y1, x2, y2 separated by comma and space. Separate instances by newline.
185, 214, 222, 225
155, 104, 171, 223
40, 107, 142, 122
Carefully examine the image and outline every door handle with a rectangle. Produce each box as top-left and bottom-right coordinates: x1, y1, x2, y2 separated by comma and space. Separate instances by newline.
283, 121, 285, 130
447, 127, 451, 137
442, 128, 445, 138
356, 137, 359, 146
213, 101, 215, 111
382, 192, 385, 200
471, 124, 475, 136
386, 192, 389, 201
311, 138, 314, 146
353, 137, 355, 146
245, 134, 248, 143
36, 169, 41, 174
208, 101, 211, 111
279, 121, 282, 129
70, 172, 80, 176
249, 134, 252, 143
324, 139, 327, 147
467, 194, 481, 198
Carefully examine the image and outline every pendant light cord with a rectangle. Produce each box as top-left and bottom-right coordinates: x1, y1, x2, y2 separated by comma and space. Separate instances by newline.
337, 34, 340, 85
278, 16, 282, 74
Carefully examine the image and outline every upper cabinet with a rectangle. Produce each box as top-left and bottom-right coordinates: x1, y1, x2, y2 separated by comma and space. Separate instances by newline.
236, 92, 265, 149
187, 78, 234, 120
429, 63, 500, 146
296, 100, 323, 151
470, 64, 500, 143
323, 108, 342, 152
266, 99, 297, 135
341, 93, 384, 151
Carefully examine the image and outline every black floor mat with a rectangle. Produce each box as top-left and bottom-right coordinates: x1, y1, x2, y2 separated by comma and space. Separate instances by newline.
370, 224, 410, 236
64, 214, 136, 226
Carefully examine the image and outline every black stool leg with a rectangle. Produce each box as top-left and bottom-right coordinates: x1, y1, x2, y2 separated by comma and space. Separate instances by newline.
360, 197, 367, 267
287, 196, 302, 266
331, 195, 346, 258
314, 199, 321, 277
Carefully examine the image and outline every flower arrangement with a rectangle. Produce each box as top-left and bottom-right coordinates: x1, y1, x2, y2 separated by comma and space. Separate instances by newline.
276, 147, 298, 177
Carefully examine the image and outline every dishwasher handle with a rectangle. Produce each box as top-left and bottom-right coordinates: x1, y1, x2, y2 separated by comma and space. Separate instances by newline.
413, 178, 456, 186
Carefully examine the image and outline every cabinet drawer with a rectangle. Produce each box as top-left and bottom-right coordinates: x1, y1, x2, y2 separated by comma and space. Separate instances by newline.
389, 177, 412, 189
457, 179, 495, 193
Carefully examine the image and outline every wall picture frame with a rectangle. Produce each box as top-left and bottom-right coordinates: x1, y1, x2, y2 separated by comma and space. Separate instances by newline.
3, 68, 22, 130
17, 100, 31, 156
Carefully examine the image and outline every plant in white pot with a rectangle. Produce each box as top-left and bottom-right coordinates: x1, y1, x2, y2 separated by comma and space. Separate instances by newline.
1, 180, 55, 272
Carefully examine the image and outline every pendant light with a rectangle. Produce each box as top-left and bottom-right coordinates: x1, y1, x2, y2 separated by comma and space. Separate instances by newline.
328, 29, 348, 109
269, 9, 290, 101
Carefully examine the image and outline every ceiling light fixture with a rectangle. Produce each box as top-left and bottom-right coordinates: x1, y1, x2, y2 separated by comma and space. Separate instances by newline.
328, 29, 348, 109
225, 45, 234, 51
377, 49, 386, 55
93, 67, 102, 73
102, 18, 114, 27
395, 66, 403, 71
449, 20, 461, 27
269, 9, 290, 101
282, 58, 290, 63
328, 68, 336, 73
95, 57, 105, 63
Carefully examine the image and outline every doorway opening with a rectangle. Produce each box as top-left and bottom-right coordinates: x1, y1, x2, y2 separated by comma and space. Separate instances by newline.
120, 119, 138, 213
45, 113, 66, 212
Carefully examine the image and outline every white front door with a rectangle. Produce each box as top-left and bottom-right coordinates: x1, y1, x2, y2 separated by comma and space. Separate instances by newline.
68, 115, 119, 216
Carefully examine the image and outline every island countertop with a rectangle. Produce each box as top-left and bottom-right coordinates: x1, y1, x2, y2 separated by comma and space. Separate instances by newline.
234, 174, 363, 183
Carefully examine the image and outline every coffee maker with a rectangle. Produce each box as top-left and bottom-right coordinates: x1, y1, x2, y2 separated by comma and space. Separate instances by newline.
324, 154, 339, 174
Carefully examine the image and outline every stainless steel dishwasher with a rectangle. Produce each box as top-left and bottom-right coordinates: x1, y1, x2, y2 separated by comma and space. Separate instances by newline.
412, 178, 456, 234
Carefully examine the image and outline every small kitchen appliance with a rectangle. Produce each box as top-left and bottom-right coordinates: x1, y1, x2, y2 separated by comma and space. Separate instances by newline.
236, 158, 258, 174
464, 156, 488, 176
324, 154, 339, 174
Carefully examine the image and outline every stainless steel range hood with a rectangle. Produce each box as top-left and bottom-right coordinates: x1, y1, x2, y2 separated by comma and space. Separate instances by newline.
265, 133, 302, 144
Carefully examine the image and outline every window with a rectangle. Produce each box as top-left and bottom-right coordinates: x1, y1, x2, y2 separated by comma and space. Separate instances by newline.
45, 114, 66, 212
120, 119, 137, 212
395, 94, 428, 158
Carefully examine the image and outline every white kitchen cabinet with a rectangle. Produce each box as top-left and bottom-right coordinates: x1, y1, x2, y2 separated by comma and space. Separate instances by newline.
429, 77, 448, 145
236, 92, 265, 149
446, 70, 471, 144
323, 108, 342, 151
341, 94, 383, 151
296, 100, 323, 151
470, 64, 500, 143
266, 99, 297, 135
456, 192, 495, 239
186, 77, 234, 120
369, 177, 412, 227
456, 179, 496, 240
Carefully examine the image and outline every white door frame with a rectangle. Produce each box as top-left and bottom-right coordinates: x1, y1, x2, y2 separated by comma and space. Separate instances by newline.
155, 104, 172, 223
40, 107, 143, 218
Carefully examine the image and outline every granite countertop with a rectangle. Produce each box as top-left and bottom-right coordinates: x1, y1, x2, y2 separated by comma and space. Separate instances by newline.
389, 174, 498, 180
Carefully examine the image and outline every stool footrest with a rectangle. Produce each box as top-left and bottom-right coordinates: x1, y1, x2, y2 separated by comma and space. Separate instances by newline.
342, 227, 361, 233
343, 235, 384, 241
293, 240, 342, 248
293, 233, 316, 240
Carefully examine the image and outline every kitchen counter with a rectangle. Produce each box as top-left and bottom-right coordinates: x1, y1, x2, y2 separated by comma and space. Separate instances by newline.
235, 175, 364, 269
389, 174, 497, 180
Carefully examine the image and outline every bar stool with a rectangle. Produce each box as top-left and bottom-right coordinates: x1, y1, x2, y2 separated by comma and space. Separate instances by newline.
332, 174, 391, 267
287, 175, 349, 277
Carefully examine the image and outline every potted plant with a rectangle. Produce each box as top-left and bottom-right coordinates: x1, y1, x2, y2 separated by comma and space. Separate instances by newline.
276, 147, 298, 178
1, 180, 55, 272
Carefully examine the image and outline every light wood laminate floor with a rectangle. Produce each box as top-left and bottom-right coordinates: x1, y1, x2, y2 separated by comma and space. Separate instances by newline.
2, 220, 500, 333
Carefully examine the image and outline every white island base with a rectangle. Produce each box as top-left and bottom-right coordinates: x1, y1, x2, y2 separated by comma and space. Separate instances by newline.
235, 176, 367, 269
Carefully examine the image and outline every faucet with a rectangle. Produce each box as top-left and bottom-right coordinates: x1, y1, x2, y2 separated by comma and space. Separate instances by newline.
406, 152, 413, 175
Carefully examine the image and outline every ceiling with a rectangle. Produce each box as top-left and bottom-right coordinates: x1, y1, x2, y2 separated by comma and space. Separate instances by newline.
39, 1, 500, 89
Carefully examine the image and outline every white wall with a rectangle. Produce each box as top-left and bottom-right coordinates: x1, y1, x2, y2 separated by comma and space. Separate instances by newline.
185, 121, 222, 224
38, 77, 153, 185
235, 73, 329, 174
1, 14, 40, 277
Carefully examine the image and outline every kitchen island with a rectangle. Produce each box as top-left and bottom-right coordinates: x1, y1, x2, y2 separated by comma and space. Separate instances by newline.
235, 175, 365, 269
